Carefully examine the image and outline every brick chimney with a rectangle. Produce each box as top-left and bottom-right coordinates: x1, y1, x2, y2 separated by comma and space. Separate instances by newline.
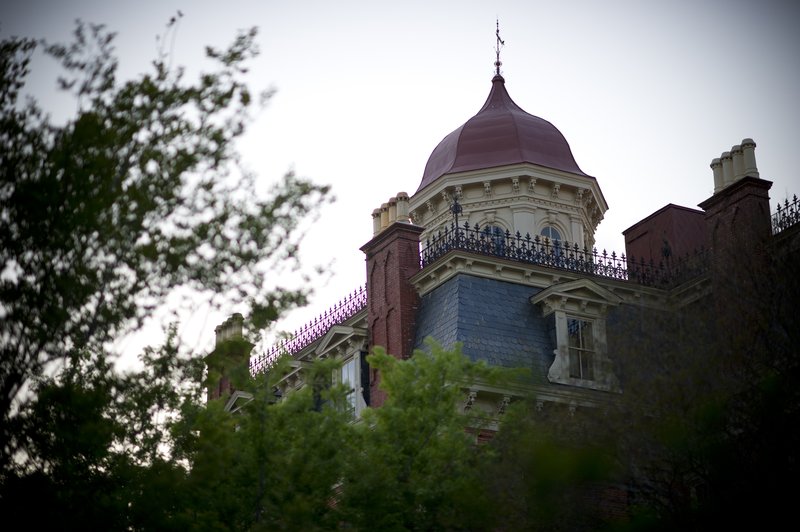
699, 139, 773, 325
205, 313, 253, 402
699, 138, 772, 257
361, 193, 423, 407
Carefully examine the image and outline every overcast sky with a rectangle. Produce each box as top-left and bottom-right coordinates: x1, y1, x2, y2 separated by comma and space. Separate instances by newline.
4, 0, 799, 359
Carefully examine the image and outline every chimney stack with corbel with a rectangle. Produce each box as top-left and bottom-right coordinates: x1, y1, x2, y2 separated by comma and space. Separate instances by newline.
362, 192, 423, 407
711, 138, 759, 194
371, 192, 412, 235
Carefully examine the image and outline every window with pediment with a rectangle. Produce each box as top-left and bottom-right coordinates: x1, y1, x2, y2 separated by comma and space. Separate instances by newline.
531, 279, 622, 393
312, 325, 368, 419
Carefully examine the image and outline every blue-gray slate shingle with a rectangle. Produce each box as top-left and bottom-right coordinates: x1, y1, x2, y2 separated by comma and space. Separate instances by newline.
414, 274, 553, 384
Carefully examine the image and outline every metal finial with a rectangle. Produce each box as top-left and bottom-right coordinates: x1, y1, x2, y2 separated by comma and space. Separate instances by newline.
451, 197, 463, 246
451, 197, 463, 217
494, 19, 505, 76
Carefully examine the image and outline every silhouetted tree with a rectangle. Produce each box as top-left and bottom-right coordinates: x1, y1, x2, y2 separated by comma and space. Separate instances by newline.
0, 18, 329, 479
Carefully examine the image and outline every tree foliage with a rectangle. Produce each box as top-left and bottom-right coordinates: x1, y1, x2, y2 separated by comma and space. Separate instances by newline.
604, 228, 800, 530
3, 17, 798, 532
0, 19, 329, 472
338, 342, 499, 530
158, 340, 506, 530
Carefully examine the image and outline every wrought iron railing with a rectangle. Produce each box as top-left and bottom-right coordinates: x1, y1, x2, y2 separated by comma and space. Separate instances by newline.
249, 285, 367, 374
421, 222, 709, 289
772, 195, 800, 235
253, 221, 713, 373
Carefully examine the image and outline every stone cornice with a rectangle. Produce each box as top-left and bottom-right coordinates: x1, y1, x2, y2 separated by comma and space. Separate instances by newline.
410, 249, 670, 309
416, 192, 601, 238
410, 163, 607, 222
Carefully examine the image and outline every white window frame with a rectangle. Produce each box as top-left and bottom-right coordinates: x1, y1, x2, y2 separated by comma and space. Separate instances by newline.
530, 279, 622, 393
337, 353, 367, 419
567, 317, 595, 381
339, 355, 359, 417
540, 225, 562, 242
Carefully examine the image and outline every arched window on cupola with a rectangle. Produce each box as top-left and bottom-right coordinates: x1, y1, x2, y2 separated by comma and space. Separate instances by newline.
540, 225, 562, 242
540, 225, 563, 262
482, 224, 507, 255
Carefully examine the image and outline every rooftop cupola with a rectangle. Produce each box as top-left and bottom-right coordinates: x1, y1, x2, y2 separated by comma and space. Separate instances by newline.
409, 65, 608, 252
417, 73, 589, 194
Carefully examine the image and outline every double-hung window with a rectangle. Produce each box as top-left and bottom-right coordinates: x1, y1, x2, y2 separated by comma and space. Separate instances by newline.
567, 318, 595, 380
531, 278, 622, 393
341, 357, 358, 417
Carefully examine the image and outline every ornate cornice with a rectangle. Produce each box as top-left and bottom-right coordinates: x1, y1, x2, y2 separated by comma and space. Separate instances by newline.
410, 249, 670, 308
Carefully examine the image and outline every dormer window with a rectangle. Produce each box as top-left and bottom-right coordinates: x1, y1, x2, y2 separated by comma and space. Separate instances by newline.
311, 325, 368, 419
531, 279, 622, 393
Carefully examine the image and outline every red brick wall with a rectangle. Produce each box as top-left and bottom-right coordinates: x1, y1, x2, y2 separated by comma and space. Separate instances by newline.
699, 177, 773, 337
700, 176, 772, 253
361, 222, 423, 407
699, 177, 772, 284
623, 204, 706, 264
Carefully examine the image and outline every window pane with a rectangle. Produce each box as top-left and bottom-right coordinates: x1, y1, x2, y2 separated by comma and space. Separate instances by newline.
569, 349, 580, 378
341, 358, 358, 417
567, 318, 594, 380
567, 318, 583, 348
582, 352, 594, 380
583, 322, 593, 350
341, 358, 356, 387
542, 226, 561, 241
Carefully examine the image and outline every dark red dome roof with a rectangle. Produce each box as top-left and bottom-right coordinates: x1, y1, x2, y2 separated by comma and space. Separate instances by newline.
417, 74, 588, 193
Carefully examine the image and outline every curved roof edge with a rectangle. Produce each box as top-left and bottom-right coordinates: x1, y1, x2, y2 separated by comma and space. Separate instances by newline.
417, 75, 588, 194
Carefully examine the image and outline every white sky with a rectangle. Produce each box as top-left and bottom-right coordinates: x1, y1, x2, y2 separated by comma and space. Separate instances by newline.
4, 0, 800, 361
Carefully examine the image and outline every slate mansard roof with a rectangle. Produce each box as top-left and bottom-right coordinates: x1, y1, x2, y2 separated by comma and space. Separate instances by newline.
414, 275, 553, 384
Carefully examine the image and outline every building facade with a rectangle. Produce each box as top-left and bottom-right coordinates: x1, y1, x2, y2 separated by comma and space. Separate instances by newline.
213, 69, 799, 429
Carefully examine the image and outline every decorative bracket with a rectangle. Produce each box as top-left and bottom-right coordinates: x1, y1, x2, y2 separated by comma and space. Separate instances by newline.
498, 395, 511, 415
575, 188, 586, 206
464, 390, 477, 411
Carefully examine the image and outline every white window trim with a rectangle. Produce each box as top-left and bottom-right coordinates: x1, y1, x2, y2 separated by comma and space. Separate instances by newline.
567, 317, 595, 380
531, 279, 623, 393
547, 311, 619, 392
336, 352, 368, 418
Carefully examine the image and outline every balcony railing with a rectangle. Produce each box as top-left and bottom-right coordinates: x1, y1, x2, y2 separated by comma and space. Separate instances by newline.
772, 195, 800, 235
250, 285, 367, 375
252, 224, 711, 373
421, 222, 709, 289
